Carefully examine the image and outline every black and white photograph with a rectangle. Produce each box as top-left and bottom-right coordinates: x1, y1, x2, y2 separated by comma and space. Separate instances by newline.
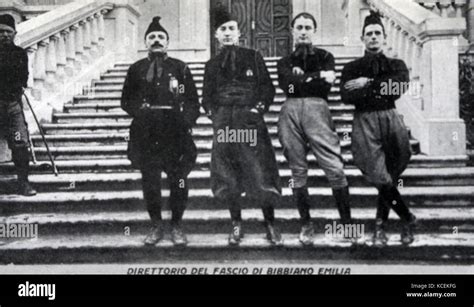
0, 0, 473, 302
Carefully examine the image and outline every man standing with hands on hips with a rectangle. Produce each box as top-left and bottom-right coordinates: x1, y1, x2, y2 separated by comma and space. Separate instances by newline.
341, 11, 416, 246
121, 17, 200, 246
202, 7, 283, 246
0, 14, 36, 197
278, 13, 353, 246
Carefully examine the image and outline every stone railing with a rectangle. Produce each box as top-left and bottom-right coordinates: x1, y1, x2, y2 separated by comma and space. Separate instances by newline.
367, 0, 467, 157
414, 0, 474, 46
13, 0, 140, 128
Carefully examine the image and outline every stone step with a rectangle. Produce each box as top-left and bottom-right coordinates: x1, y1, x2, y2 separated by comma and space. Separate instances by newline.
0, 232, 472, 264
92, 78, 343, 89
63, 100, 348, 113
0, 187, 473, 213
1, 168, 474, 193
105, 64, 346, 76
2, 154, 467, 176
98, 72, 344, 85
113, 58, 355, 69
30, 139, 420, 161
1, 208, 471, 237
10, 153, 459, 176
43, 115, 355, 131
31, 128, 358, 147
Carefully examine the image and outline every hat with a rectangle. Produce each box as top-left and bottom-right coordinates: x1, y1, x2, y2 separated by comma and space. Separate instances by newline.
145, 17, 168, 39
0, 14, 16, 31
213, 6, 237, 29
362, 11, 385, 35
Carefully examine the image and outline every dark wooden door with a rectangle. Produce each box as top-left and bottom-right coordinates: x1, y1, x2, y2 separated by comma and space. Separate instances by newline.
210, 0, 292, 57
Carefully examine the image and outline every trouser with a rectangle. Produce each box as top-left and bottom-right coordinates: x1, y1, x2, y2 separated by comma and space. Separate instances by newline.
141, 164, 189, 226
351, 109, 412, 222
0, 99, 31, 182
279, 98, 351, 224
210, 105, 282, 223
278, 98, 348, 189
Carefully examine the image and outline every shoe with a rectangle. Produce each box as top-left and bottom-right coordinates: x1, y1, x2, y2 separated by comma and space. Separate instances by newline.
171, 225, 188, 246
372, 219, 389, 247
299, 222, 314, 246
265, 223, 283, 246
144, 224, 164, 246
18, 181, 37, 197
401, 214, 416, 246
228, 221, 243, 246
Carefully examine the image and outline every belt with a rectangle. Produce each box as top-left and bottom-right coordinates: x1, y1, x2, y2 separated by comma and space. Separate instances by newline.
148, 106, 174, 110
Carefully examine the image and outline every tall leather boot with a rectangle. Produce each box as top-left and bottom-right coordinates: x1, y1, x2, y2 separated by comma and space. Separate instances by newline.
262, 201, 283, 246
141, 168, 164, 246
227, 197, 243, 246
373, 194, 389, 247
12, 147, 36, 197
293, 187, 313, 246
380, 185, 416, 245
169, 178, 189, 246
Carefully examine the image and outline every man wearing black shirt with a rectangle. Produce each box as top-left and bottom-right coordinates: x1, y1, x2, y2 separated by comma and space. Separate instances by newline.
121, 17, 200, 246
341, 11, 416, 246
0, 14, 36, 196
278, 13, 353, 246
202, 8, 283, 246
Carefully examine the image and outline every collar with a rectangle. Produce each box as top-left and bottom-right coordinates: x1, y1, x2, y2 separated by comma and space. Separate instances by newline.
148, 52, 168, 61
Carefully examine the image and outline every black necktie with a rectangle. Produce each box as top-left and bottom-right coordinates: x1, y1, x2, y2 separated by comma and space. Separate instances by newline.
146, 52, 167, 83
294, 44, 316, 70
221, 46, 237, 73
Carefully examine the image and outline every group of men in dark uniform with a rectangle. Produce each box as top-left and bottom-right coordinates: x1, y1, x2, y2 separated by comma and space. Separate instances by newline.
0, 9, 416, 248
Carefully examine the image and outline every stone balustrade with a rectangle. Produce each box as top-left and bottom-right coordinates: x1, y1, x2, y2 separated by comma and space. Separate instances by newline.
12, 0, 140, 128
367, 0, 467, 156
415, 0, 474, 45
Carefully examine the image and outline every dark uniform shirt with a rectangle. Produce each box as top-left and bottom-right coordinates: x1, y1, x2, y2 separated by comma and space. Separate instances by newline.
277, 47, 335, 100
0, 44, 28, 101
121, 55, 200, 170
340, 52, 409, 112
202, 46, 275, 114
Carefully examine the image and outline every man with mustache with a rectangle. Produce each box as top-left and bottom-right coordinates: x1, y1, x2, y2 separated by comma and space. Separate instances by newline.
277, 13, 354, 245
0, 14, 36, 196
121, 17, 200, 246
202, 7, 283, 246
341, 11, 416, 246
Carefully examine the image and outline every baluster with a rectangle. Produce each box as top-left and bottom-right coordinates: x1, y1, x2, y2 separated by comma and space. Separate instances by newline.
453, 0, 467, 18
82, 19, 92, 64
33, 40, 48, 100
98, 10, 107, 55
90, 15, 99, 58
387, 20, 396, 56
45, 35, 58, 91
438, 1, 451, 17
63, 28, 75, 76
26, 45, 37, 92
74, 23, 84, 71
407, 37, 417, 75
55, 32, 67, 83
393, 25, 402, 58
